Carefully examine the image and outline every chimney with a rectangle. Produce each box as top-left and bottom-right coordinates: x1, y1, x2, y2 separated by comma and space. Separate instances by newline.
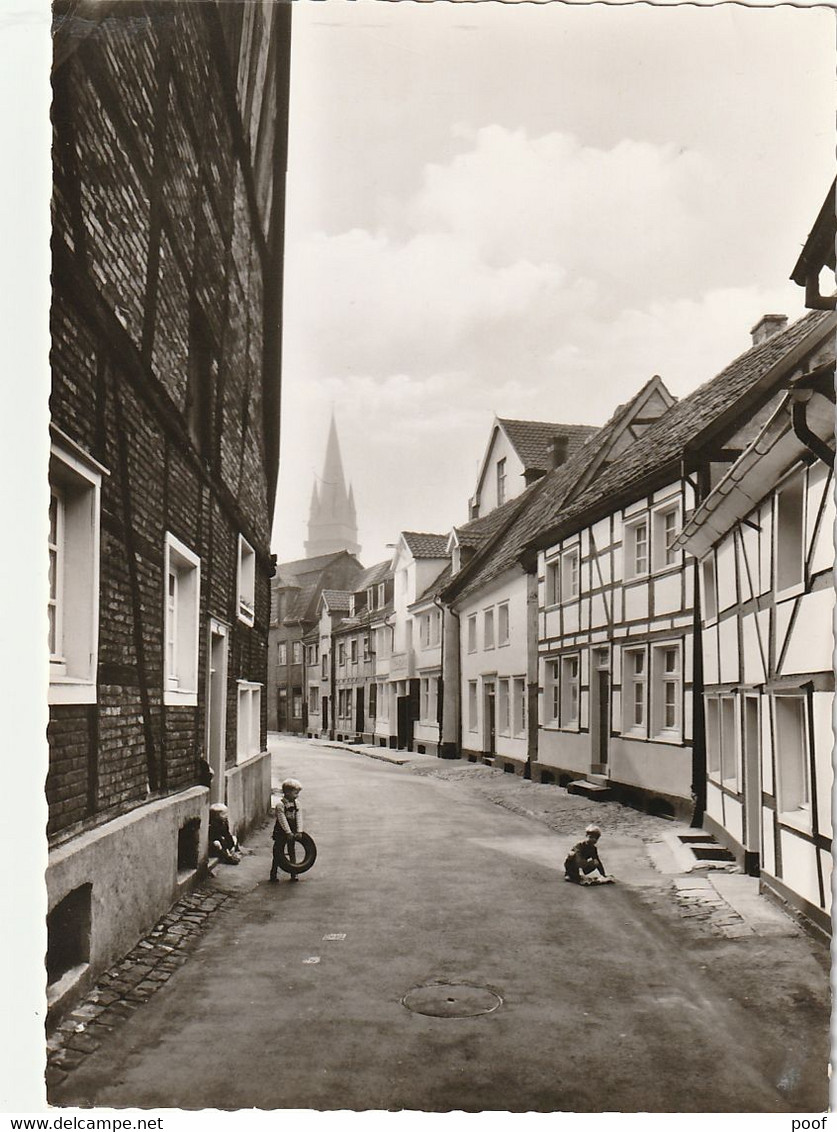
547, 434, 570, 469
750, 313, 788, 348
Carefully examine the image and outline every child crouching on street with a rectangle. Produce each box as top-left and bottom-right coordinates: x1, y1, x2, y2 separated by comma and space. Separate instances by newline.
564, 824, 614, 885
270, 778, 304, 882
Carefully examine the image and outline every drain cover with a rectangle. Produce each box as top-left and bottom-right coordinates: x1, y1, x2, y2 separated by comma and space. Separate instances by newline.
402, 983, 502, 1018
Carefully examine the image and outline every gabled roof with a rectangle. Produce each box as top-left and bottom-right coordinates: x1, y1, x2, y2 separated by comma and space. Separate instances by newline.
401, 531, 449, 559
528, 308, 835, 551
320, 590, 353, 612
442, 376, 674, 606
356, 560, 391, 589
497, 418, 598, 474
276, 549, 357, 582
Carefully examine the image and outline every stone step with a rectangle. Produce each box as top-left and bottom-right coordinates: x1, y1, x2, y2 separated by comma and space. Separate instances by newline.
567, 778, 612, 800
586, 773, 610, 787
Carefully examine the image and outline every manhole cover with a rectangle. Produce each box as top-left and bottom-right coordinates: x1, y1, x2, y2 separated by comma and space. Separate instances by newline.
402, 983, 502, 1018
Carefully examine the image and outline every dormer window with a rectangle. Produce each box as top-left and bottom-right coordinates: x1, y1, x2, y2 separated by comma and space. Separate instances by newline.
378, 582, 386, 606
349, 594, 356, 617
367, 587, 376, 610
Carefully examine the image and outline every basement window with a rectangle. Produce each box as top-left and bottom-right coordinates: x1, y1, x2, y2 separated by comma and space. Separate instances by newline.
47, 884, 91, 989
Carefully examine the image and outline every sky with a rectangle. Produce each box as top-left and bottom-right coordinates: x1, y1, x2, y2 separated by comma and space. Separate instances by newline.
273, 1, 835, 568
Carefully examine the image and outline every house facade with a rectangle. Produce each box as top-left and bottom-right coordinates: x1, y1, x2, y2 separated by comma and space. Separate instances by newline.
675, 362, 835, 933
530, 310, 835, 820
48, 1, 290, 1020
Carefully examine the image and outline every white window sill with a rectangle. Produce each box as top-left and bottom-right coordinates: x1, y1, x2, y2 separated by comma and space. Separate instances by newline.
49, 679, 97, 706
778, 807, 812, 833
498, 640, 510, 648
238, 611, 255, 627
165, 689, 198, 707
622, 726, 648, 740
650, 729, 683, 744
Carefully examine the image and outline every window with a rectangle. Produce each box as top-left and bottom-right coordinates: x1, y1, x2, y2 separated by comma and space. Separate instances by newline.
337, 642, 346, 666
497, 457, 507, 506
622, 647, 646, 734
651, 643, 681, 739
467, 614, 477, 653
513, 678, 526, 738
498, 603, 510, 646
652, 503, 681, 571
48, 438, 103, 704
775, 474, 805, 593
420, 678, 429, 720
706, 697, 721, 776
368, 683, 377, 719
292, 642, 302, 665
363, 635, 370, 661
560, 655, 580, 727
561, 548, 580, 601
377, 626, 391, 659
321, 652, 328, 679
367, 587, 376, 610
377, 682, 388, 721
774, 695, 810, 818
546, 559, 560, 606
292, 689, 303, 718
498, 678, 510, 735
719, 695, 738, 787
468, 681, 478, 732
164, 532, 200, 706
309, 687, 320, 714
431, 610, 441, 647
451, 545, 461, 575
484, 608, 495, 650
278, 642, 287, 665
236, 681, 261, 762
420, 614, 431, 648
702, 555, 718, 622
545, 659, 560, 723
420, 677, 439, 723
377, 582, 386, 607
350, 638, 358, 663
624, 517, 649, 578
307, 643, 318, 665
237, 535, 255, 625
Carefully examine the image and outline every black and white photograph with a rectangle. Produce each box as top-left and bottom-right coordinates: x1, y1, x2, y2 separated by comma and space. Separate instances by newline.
1, 0, 835, 1117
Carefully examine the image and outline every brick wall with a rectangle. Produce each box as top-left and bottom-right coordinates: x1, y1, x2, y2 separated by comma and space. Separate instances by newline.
48, 1, 289, 841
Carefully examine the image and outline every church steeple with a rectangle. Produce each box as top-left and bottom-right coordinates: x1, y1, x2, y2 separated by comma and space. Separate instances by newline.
304, 415, 361, 558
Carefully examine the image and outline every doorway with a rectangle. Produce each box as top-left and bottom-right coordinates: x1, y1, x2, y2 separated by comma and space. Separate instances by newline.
484, 681, 496, 756
742, 695, 762, 876
355, 686, 365, 735
206, 619, 228, 804
590, 648, 610, 772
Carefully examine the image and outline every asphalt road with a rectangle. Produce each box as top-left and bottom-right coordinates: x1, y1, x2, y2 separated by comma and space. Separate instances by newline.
56, 736, 829, 1112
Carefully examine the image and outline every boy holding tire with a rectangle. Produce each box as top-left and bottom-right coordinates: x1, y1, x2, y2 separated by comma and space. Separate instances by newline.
270, 778, 304, 882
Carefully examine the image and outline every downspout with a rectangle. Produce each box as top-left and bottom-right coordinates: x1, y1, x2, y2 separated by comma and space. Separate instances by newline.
791, 391, 835, 468
689, 458, 708, 828
433, 595, 446, 759
440, 600, 461, 760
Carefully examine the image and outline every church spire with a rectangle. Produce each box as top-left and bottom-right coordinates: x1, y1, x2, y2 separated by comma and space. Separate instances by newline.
304, 414, 361, 559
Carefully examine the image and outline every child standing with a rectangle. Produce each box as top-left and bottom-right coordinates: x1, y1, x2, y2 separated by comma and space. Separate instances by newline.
269, 778, 304, 882
564, 824, 613, 884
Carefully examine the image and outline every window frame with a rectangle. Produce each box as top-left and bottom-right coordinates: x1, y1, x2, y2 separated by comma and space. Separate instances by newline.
701, 554, 718, 624
468, 681, 478, 732
467, 614, 478, 653
237, 534, 256, 626
497, 457, 507, 507
497, 602, 510, 647
650, 641, 682, 742
773, 693, 811, 825
545, 558, 560, 607
560, 653, 580, 729
621, 645, 647, 736
236, 680, 262, 763
513, 677, 526, 738
483, 607, 495, 650
498, 677, 511, 736
651, 500, 682, 572
164, 532, 201, 707
774, 471, 806, 599
624, 515, 650, 580
48, 436, 104, 705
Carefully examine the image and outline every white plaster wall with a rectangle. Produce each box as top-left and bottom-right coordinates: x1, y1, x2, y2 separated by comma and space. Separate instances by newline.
624, 585, 648, 622
706, 780, 724, 824
781, 588, 834, 675
608, 736, 691, 798
537, 727, 589, 773
761, 805, 776, 875
716, 537, 736, 612
760, 695, 774, 796
718, 617, 739, 685
724, 795, 743, 846
653, 572, 681, 616
476, 429, 525, 513
742, 613, 766, 686
819, 849, 832, 914
779, 828, 822, 910
758, 504, 772, 595
226, 750, 271, 839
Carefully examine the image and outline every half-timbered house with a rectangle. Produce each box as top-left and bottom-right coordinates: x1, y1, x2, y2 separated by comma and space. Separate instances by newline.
529, 309, 835, 819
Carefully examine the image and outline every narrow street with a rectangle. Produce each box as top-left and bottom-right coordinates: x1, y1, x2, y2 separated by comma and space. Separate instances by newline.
52, 735, 829, 1113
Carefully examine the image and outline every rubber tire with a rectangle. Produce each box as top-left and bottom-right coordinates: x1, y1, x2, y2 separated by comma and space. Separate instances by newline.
276, 832, 317, 875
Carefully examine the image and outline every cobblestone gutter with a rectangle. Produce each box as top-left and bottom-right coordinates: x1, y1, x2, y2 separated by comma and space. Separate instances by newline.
46, 886, 235, 1092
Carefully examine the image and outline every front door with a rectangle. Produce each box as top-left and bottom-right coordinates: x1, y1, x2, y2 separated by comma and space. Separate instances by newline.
206, 619, 228, 804
397, 695, 413, 750
484, 682, 496, 755
591, 648, 610, 771
743, 696, 762, 876
356, 686, 365, 735
322, 695, 329, 731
